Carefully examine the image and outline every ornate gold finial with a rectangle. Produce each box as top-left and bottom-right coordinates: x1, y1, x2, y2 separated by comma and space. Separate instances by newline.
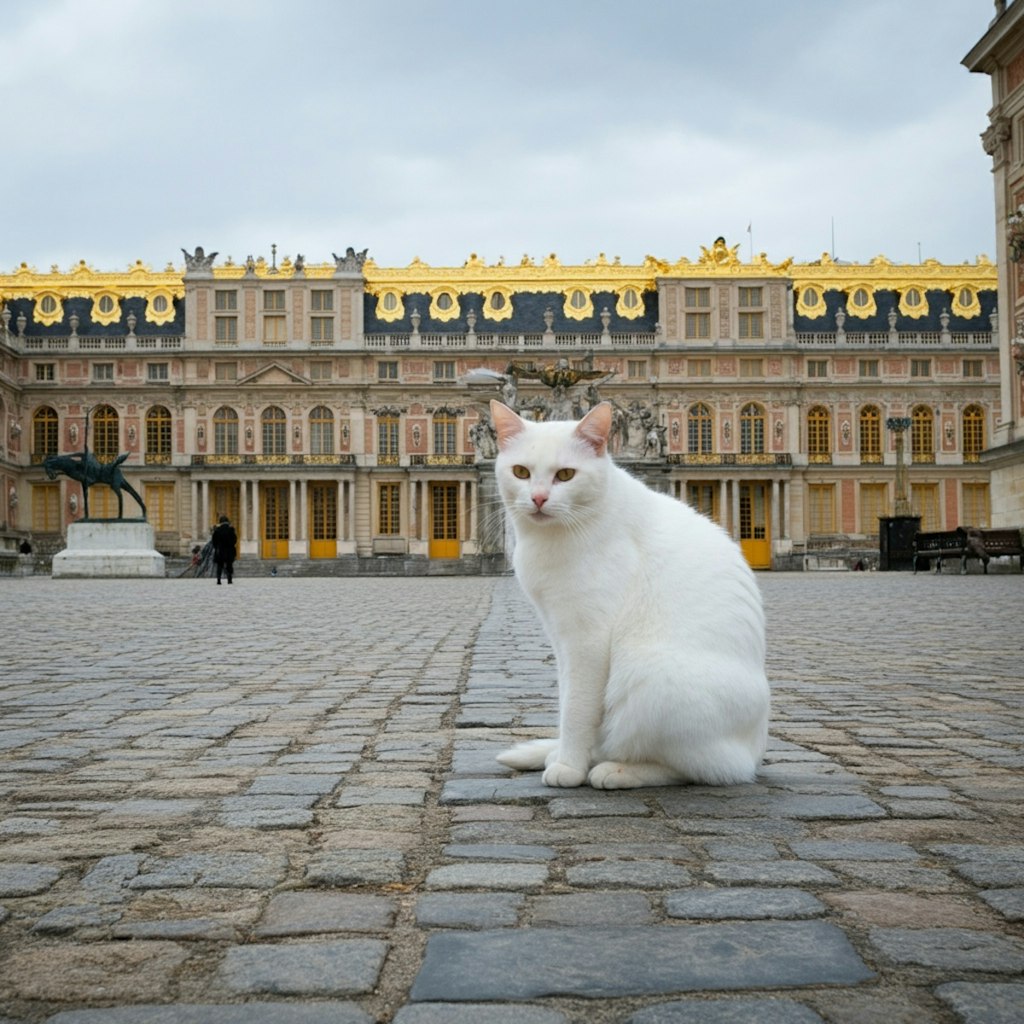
698, 237, 741, 267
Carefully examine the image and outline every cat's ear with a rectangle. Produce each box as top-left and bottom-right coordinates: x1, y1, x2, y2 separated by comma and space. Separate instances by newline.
575, 402, 612, 455
490, 400, 526, 449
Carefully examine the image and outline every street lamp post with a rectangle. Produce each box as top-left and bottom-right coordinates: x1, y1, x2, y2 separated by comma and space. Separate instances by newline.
886, 416, 912, 516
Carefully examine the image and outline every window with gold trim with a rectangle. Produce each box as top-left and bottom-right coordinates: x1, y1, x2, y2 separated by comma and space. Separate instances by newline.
615, 286, 644, 319
378, 416, 400, 459
145, 291, 175, 325
92, 293, 120, 325
807, 406, 831, 462
213, 407, 238, 454
898, 286, 927, 319
433, 412, 457, 454
847, 285, 876, 318
36, 293, 63, 326
687, 482, 719, 522
962, 405, 985, 461
563, 287, 593, 321
145, 406, 172, 462
950, 285, 980, 318
911, 482, 940, 531
911, 405, 934, 463
32, 483, 60, 532
740, 403, 765, 454
92, 405, 119, 462
796, 284, 826, 318
808, 484, 836, 534
483, 289, 513, 321
859, 483, 887, 536
262, 406, 287, 454
688, 403, 714, 454
310, 405, 334, 455
859, 405, 882, 464
33, 406, 59, 459
376, 290, 404, 322
144, 483, 176, 531
378, 482, 401, 535
962, 482, 990, 527
429, 289, 460, 322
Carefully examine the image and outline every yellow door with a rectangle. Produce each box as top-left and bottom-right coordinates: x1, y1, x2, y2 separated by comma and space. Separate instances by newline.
210, 483, 240, 533
261, 482, 289, 559
309, 483, 337, 559
739, 482, 771, 569
429, 483, 460, 559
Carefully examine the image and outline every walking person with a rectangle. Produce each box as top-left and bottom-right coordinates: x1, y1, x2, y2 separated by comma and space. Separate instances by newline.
211, 514, 237, 585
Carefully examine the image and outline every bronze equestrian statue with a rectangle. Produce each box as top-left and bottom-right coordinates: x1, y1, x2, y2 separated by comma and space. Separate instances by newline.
43, 451, 147, 520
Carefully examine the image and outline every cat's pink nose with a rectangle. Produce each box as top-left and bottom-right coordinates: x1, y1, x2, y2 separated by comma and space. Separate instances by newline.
532, 493, 548, 509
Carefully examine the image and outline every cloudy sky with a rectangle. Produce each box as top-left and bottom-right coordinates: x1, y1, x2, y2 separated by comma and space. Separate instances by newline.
2, 0, 1000, 273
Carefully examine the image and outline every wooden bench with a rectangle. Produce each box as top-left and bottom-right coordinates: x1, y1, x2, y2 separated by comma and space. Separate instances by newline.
914, 527, 1024, 574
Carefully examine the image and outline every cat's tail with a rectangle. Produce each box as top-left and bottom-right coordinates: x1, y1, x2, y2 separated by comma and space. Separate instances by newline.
496, 738, 558, 771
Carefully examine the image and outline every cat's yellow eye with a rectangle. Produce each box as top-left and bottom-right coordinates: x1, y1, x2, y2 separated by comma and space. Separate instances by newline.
554, 468, 576, 482
512, 465, 530, 479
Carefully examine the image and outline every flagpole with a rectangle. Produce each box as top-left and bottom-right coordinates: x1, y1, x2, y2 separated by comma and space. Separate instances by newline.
747, 221, 753, 262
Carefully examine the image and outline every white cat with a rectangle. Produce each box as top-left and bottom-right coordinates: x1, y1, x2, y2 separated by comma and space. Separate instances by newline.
491, 399, 770, 789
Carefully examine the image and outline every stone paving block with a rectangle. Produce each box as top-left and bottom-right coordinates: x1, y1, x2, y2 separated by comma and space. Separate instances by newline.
788, 840, 920, 861
425, 862, 549, 891
566, 860, 693, 888
415, 892, 524, 928
439, 776, 556, 804
657, 793, 887, 820
665, 887, 826, 920
410, 921, 873, 1000
0, 862, 62, 896
45, 1004, 374, 1023
393, 1007, 567, 1024
6, 941, 189, 1001
827, 862, 957, 891
868, 926, 1024, 971
443, 842, 556, 861
548, 795, 650, 818
949, 860, 1024, 886
702, 840, 779, 860
32, 903, 123, 933
130, 853, 288, 890
219, 808, 314, 829
256, 892, 396, 935
979, 888, 1024, 921
111, 918, 238, 940
529, 892, 653, 926
247, 774, 344, 795
935, 982, 1024, 1024
625, 999, 826, 1023
217, 939, 388, 995
826, 892, 1002, 929
306, 849, 406, 885
336, 787, 425, 806
705, 861, 840, 886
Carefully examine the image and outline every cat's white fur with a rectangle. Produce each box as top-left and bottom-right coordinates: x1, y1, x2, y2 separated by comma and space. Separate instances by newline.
491, 399, 769, 789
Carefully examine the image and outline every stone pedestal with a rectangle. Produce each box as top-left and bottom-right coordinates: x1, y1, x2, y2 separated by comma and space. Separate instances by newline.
51, 521, 166, 578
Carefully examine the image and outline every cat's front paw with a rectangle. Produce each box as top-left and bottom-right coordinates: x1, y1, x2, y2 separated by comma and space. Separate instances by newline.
588, 761, 643, 789
542, 761, 588, 788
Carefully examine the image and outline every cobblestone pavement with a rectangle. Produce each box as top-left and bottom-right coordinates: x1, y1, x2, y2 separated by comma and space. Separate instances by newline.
0, 572, 1022, 1024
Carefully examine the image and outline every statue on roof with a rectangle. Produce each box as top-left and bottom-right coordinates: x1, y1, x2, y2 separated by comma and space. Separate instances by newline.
333, 247, 368, 272
182, 246, 218, 272
699, 236, 741, 267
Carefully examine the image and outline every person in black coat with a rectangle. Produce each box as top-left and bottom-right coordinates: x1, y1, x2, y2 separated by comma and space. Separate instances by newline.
211, 514, 238, 585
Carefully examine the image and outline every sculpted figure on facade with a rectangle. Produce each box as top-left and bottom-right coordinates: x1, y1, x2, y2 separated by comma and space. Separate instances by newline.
333, 247, 369, 272
181, 246, 218, 272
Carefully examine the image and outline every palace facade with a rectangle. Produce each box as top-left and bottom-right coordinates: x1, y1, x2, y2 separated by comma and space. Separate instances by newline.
0, 239, 998, 572
966, 0, 1024, 526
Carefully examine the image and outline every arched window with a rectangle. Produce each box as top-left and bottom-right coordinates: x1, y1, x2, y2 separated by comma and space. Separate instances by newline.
433, 411, 457, 455
262, 406, 287, 455
962, 405, 985, 462
687, 403, 714, 454
859, 405, 881, 463
33, 406, 59, 461
92, 405, 119, 463
146, 406, 172, 463
807, 406, 831, 462
739, 403, 765, 454
309, 405, 334, 455
213, 407, 238, 455
911, 405, 934, 463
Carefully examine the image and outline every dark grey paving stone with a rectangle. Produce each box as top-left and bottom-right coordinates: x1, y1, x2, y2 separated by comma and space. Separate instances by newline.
658, 793, 886, 820
439, 776, 559, 804
625, 998, 825, 1023
218, 939, 388, 995
247, 774, 344, 795
869, 927, 1024, 972
425, 863, 548, 891
130, 853, 287, 890
32, 904, 123, 933
415, 893, 524, 928
935, 982, 1024, 1024
566, 860, 693, 888
46, 1006, 373, 1024
111, 918, 237, 940
788, 840, 920, 861
951, 861, 1024, 886
410, 922, 873, 1000
979, 888, 1024, 921
530, 893, 653, 926
664, 888, 825, 920
705, 862, 839, 886
0, 863, 61, 896
306, 850, 406, 885
393, 1008, 567, 1024
443, 843, 556, 861
256, 893, 396, 936
548, 795, 650, 818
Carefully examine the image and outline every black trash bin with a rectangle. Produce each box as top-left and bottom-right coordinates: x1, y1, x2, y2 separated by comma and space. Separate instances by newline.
879, 515, 921, 571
